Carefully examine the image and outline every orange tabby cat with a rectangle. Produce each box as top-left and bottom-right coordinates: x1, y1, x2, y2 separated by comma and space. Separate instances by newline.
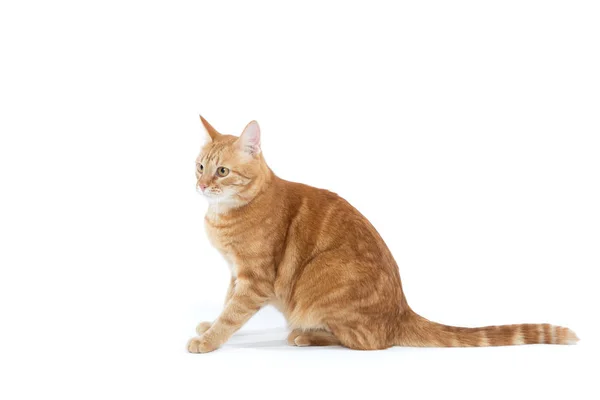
188, 116, 578, 353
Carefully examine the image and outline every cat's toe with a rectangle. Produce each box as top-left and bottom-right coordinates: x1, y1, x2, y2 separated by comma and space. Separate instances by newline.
187, 336, 218, 353
294, 335, 311, 347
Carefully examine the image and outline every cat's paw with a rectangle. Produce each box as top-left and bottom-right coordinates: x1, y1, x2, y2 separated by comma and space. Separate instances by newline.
187, 336, 219, 354
196, 321, 212, 335
287, 330, 311, 347
287, 329, 302, 346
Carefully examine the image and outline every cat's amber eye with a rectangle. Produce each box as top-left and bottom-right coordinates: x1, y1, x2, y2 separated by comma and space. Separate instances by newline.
197, 164, 203, 172
216, 166, 229, 177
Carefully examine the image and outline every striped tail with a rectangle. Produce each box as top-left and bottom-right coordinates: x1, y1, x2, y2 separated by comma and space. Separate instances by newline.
397, 315, 579, 347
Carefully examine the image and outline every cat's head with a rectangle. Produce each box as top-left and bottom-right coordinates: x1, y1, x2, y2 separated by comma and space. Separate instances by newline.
195, 116, 269, 207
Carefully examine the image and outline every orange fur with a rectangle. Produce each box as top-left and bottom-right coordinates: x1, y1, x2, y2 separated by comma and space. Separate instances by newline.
187, 117, 578, 353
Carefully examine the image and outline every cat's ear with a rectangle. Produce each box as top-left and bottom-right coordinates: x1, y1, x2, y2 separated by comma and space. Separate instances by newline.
236, 120, 261, 156
199, 115, 221, 142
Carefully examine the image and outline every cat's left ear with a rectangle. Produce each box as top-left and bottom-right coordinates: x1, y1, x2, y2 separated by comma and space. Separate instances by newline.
200, 115, 221, 142
236, 120, 261, 156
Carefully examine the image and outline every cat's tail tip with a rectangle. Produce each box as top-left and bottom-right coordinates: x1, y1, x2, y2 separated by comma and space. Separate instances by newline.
565, 328, 579, 345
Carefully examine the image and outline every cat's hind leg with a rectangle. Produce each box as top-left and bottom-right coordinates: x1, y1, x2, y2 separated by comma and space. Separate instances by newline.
328, 321, 393, 350
287, 329, 341, 347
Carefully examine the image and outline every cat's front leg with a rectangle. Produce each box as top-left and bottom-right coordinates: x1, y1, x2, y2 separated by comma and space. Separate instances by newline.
194, 277, 237, 335
223, 276, 236, 305
187, 277, 269, 353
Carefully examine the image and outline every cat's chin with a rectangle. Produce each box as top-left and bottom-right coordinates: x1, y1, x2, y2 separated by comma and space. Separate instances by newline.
202, 191, 230, 204
196, 188, 221, 199
197, 188, 241, 209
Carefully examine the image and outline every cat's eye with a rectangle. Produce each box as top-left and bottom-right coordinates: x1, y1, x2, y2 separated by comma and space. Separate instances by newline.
197, 164, 203, 172
216, 167, 229, 177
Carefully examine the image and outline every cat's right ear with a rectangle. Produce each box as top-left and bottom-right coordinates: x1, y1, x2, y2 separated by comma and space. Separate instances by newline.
236, 120, 261, 156
200, 115, 221, 142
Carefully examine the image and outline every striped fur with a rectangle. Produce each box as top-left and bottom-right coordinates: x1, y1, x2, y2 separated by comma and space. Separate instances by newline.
187, 117, 579, 353
396, 317, 578, 347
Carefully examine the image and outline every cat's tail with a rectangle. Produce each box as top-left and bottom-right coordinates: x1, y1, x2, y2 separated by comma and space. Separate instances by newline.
396, 314, 579, 347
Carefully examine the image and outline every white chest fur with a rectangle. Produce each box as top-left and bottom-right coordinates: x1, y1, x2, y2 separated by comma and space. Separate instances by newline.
228, 262, 238, 278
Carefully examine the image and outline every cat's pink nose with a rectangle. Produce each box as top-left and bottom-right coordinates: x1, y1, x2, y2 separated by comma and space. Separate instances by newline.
198, 184, 207, 191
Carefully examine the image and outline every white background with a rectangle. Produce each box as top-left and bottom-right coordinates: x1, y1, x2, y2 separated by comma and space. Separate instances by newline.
1, 1, 599, 399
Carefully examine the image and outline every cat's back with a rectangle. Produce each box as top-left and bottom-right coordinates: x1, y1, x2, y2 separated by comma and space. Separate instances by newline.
278, 178, 386, 254
279, 178, 342, 214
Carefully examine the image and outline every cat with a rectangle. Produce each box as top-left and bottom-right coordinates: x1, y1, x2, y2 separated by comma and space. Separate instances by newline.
188, 116, 578, 353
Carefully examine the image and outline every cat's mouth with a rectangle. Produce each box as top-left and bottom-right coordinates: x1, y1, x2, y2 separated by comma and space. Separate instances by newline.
197, 187, 222, 198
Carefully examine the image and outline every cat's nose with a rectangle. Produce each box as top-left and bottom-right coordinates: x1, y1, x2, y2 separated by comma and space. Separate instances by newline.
198, 183, 207, 191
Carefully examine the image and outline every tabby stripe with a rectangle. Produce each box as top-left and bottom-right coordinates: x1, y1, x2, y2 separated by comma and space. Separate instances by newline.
513, 326, 524, 345
480, 330, 490, 346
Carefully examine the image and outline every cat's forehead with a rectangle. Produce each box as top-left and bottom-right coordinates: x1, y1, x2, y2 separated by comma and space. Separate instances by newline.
197, 136, 240, 165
